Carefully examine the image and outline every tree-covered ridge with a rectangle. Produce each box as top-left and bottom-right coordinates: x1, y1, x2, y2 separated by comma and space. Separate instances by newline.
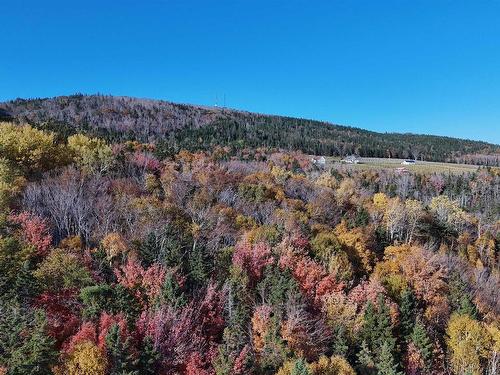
1, 94, 499, 164
0, 122, 499, 374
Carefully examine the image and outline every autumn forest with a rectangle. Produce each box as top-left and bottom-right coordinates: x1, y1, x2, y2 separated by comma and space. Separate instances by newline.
0, 115, 499, 375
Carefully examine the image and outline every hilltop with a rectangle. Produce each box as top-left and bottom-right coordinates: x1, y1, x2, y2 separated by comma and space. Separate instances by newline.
1, 94, 499, 164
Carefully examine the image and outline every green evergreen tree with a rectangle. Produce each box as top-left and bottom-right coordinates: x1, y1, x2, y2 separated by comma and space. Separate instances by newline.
105, 323, 136, 375
136, 336, 159, 375
360, 301, 377, 347
258, 314, 288, 373
156, 272, 186, 309
138, 232, 160, 267
457, 294, 478, 318
360, 295, 399, 367
13, 260, 39, 306
80, 283, 114, 319
399, 288, 416, 340
331, 324, 349, 357
256, 265, 300, 312
212, 341, 235, 375
357, 340, 376, 375
114, 284, 142, 322
409, 320, 433, 370
375, 295, 397, 355
291, 358, 310, 375
376, 341, 402, 375
448, 271, 478, 319
187, 242, 209, 289
1, 308, 57, 375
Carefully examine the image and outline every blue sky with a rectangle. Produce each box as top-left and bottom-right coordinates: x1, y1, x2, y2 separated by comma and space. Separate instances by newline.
1, 1, 499, 144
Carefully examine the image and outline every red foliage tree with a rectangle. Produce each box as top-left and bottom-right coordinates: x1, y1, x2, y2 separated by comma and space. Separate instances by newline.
130, 151, 161, 172
232, 241, 274, 285
63, 321, 97, 354
10, 211, 52, 256
185, 352, 213, 375
233, 345, 252, 375
280, 250, 344, 308
135, 284, 225, 374
142, 263, 167, 302
115, 257, 144, 291
115, 258, 167, 304
97, 312, 128, 350
34, 289, 81, 348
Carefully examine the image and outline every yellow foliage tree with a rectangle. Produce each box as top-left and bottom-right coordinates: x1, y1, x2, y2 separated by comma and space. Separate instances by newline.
383, 197, 406, 242
252, 305, 272, 355
275, 360, 297, 375
100, 232, 128, 261
335, 178, 356, 207
64, 341, 107, 375
309, 355, 356, 375
322, 292, 360, 341
315, 172, 338, 189
67, 134, 114, 173
0, 158, 25, 210
404, 199, 424, 243
446, 314, 492, 375
0, 122, 67, 174
34, 248, 93, 290
429, 195, 469, 233
334, 221, 375, 273
373, 192, 388, 211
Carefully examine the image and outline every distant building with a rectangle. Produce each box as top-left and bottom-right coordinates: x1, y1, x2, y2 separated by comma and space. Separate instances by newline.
401, 159, 416, 165
401, 159, 417, 165
341, 155, 360, 164
311, 156, 326, 166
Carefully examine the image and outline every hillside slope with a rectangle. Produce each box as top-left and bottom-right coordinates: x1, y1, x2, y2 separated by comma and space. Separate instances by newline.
1, 94, 498, 163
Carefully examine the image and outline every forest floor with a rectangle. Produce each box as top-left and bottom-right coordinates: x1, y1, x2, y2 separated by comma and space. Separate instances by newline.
326, 157, 483, 174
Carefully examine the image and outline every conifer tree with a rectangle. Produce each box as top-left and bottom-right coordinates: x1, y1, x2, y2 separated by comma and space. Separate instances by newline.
377, 341, 402, 375
399, 288, 416, 340
105, 323, 136, 375
357, 340, 376, 375
136, 336, 159, 375
13, 260, 39, 307
157, 272, 186, 309
331, 324, 349, 357
1, 308, 57, 375
187, 243, 209, 289
375, 295, 397, 356
360, 295, 399, 368
457, 294, 478, 318
291, 358, 310, 375
410, 320, 433, 369
448, 271, 478, 319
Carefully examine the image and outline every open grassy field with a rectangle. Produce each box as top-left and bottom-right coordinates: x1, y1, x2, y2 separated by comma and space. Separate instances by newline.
326, 157, 483, 174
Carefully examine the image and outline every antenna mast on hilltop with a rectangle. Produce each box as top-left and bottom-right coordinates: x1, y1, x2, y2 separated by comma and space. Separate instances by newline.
214, 93, 227, 109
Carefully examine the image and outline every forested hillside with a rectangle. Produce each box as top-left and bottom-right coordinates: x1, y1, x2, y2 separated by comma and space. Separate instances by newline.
1, 94, 499, 164
0, 121, 499, 374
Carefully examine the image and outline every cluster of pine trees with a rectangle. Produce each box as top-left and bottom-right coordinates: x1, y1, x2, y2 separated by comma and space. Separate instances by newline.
0, 122, 499, 374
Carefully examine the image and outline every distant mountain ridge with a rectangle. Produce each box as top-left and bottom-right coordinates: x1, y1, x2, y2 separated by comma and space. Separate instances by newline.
1, 94, 499, 164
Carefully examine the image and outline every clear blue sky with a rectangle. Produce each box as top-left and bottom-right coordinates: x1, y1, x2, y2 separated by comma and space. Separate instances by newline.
1, 1, 499, 144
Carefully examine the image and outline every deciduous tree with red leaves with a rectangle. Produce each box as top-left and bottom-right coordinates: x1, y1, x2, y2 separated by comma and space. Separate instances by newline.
232, 240, 274, 285
9, 211, 52, 256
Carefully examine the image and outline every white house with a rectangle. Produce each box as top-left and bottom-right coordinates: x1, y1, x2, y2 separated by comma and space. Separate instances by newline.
341, 155, 360, 164
311, 156, 326, 166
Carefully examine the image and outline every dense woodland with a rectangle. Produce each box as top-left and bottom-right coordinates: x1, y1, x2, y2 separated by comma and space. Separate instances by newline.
1, 95, 499, 165
0, 120, 499, 375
